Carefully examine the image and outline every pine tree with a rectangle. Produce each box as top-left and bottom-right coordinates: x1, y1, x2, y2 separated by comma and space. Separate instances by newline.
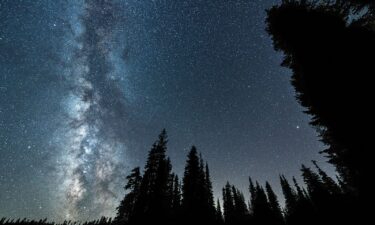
182, 146, 200, 220
248, 177, 256, 212
215, 199, 224, 224
222, 182, 235, 225
166, 172, 176, 217
301, 165, 328, 203
131, 129, 172, 224
116, 167, 142, 223
231, 186, 249, 225
292, 177, 317, 225
292, 177, 304, 199
265, 182, 284, 225
182, 147, 215, 224
166, 174, 181, 224
251, 183, 274, 225
280, 175, 298, 225
205, 163, 216, 221
301, 164, 334, 224
172, 175, 181, 212
312, 161, 341, 195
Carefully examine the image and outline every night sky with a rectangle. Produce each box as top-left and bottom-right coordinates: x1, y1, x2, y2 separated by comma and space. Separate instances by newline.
0, 0, 334, 222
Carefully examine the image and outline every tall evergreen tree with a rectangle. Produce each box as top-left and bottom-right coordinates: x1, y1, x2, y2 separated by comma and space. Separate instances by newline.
301, 165, 334, 224
172, 175, 181, 213
231, 186, 249, 225
131, 129, 172, 224
205, 163, 216, 221
312, 161, 341, 195
280, 175, 298, 225
301, 165, 328, 204
248, 177, 256, 212
182, 146, 200, 222
215, 199, 224, 224
166, 173, 181, 224
222, 182, 235, 225
265, 182, 284, 225
182, 147, 215, 224
292, 176, 317, 225
251, 183, 274, 225
292, 177, 304, 199
116, 167, 142, 223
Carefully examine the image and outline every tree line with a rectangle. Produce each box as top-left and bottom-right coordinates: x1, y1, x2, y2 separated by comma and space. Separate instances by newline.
113, 129, 358, 225
1, 128, 355, 225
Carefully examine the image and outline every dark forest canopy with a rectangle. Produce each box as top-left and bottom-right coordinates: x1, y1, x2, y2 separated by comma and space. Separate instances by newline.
2, 0, 373, 224
113, 130, 360, 225
266, 0, 374, 223
0, 130, 362, 225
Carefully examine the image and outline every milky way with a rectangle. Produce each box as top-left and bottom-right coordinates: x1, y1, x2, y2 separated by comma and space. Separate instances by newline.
52, 1, 129, 220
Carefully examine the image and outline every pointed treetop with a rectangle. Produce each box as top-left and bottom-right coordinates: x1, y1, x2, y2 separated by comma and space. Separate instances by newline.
158, 129, 168, 145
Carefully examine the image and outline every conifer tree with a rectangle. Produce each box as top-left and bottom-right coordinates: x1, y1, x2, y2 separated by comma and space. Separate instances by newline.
248, 177, 256, 212
231, 186, 249, 225
172, 175, 181, 212
165, 173, 181, 224
131, 129, 172, 224
182, 146, 200, 221
215, 199, 224, 224
292, 177, 317, 225
182, 147, 215, 224
252, 183, 274, 225
265, 182, 284, 225
222, 182, 235, 225
312, 161, 341, 195
205, 163, 216, 221
116, 167, 142, 223
301, 165, 334, 224
301, 165, 328, 203
280, 175, 298, 225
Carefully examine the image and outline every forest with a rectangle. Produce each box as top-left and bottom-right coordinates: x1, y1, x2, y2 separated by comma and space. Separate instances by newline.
1, 0, 374, 224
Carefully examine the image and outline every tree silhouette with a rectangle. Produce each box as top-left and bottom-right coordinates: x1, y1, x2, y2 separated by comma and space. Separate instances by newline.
204, 163, 216, 222
131, 129, 172, 225
280, 175, 299, 225
265, 182, 284, 225
249, 181, 278, 225
222, 182, 235, 225
1, 129, 360, 225
171, 174, 181, 218
215, 199, 224, 225
231, 185, 249, 225
182, 147, 215, 225
266, 0, 374, 222
312, 161, 341, 195
115, 167, 142, 223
